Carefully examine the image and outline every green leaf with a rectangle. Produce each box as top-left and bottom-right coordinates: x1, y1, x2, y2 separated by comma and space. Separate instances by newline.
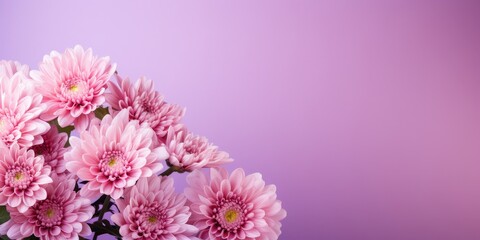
48, 119, 75, 147
0, 207, 45, 239
94, 106, 110, 120
0, 206, 9, 224
0, 206, 10, 240
89, 222, 121, 238
23, 235, 39, 240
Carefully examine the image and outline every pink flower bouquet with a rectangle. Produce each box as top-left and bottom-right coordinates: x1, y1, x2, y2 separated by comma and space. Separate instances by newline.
0, 46, 286, 240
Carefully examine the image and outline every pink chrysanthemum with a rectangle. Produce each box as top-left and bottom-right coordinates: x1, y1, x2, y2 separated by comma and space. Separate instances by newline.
30, 126, 69, 175
112, 175, 198, 240
65, 109, 168, 200
30, 45, 116, 131
105, 75, 185, 144
0, 143, 52, 213
0, 69, 50, 147
0, 60, 30, 78
185, 168, 287, 240
0, 173, 94, 239
165, 127, 232, 172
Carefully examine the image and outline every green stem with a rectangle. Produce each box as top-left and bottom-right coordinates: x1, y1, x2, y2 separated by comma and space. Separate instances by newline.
90, 224, 120, 239
93, 195, 111, 240
160, 164, 187, 176
98, 195, 111, 221
160, 166, 176, 176
94, 106, 110, 120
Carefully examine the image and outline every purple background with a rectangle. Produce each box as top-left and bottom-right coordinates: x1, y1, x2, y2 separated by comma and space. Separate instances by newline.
2, 1, 480, 239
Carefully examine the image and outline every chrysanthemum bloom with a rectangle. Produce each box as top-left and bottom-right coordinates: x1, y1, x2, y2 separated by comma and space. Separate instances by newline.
30, 126, 69, 175
30, 45, 116, 131
0, 173, 94, 239
65, 109, 168, 200
165, 127, 232, 172
185, 168, 287, 240
0, 70, 50, 147
105, 75, 185, 144
112, 175, 198, 239
0, 60, 30, 78
0, 143, 52, 213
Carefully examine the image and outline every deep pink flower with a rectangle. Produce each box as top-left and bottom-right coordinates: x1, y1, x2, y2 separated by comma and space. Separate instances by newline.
165, 127, 232, 172
112, 175, 198, 240
30, 126, 69, 175
30, 45, 116, 131
65, 109, 168, 200
185, 168, 287, 240
0, 173, 94, 239
105, 75, 185, 144
0, 68, 50, 147
0, 143, 52, 213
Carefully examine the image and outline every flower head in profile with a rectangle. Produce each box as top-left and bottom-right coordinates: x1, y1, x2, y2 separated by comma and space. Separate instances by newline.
112, 175, 198, 240
0, 143, 52, 213
165, 127, 232, 172
0, 69, 50, 147
30, 45, 116, 131
30, 126, 69, 175
0, 60, 30, 78
185, 168, 287, 240
65, 109, 168, 200
105, 75, 185, 144
0, 174, 94, 240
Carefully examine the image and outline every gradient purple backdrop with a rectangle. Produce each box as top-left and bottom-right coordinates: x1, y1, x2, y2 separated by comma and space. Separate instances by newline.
2, 1, 480, 239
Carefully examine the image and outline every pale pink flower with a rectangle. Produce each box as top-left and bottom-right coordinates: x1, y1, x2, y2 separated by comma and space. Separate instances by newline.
30, 45, 116, 131
0, 60, 30, 78
0, 143, 52, 213
0, 173, 94, 240
165, 127, 232, 172
65, 109, 168, 200
30, 126, 69, 175
112, 175, 198, 239
0, 69, 50, 147
185, 168, 287, 240
105, 75, 185, 144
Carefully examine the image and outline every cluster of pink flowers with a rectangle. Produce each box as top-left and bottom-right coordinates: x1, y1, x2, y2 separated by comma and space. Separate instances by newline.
0, 46, 286, 240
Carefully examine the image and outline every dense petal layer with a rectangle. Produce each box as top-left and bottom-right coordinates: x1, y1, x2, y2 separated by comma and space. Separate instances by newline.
30, 45, 116, 131
65, 109, 167, 201
0, 174, 94, 240
0, 143, 52, 213
106, 75, 185, 144
112, 175, 198, 239
185, 168, 286, 240
0, 62, 49, 147
165, 127, 233, 172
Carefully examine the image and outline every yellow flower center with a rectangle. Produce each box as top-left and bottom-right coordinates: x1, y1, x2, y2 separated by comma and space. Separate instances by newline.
69, 85, 79, 92
14, 172, 23, 181
108, 158, 117, 167
46, 208, 55, 218
147, 216, 157, 223
225, 209, 238, 223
